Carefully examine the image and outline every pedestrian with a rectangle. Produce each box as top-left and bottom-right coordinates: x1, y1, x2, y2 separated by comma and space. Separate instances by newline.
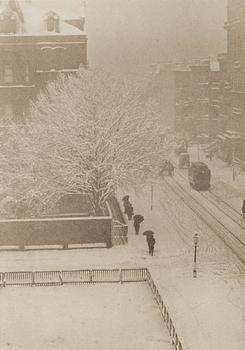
126, 203, 134, 220
122, 195, 130, 214
133, 214, 144, 235
242, 200, 245, 220
147, 234, 156, 256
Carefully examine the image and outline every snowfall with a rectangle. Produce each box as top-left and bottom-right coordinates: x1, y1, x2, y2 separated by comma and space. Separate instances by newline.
0, 147, 245, 350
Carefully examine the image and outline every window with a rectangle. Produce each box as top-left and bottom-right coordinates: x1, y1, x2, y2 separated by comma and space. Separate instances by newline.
3, 64, 13, 83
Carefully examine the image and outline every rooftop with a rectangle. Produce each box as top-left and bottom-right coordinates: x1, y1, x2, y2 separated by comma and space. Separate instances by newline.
0, 0, 85, 36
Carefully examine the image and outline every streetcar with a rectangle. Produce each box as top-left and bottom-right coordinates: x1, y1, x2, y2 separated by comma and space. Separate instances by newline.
188, 162, 211, 190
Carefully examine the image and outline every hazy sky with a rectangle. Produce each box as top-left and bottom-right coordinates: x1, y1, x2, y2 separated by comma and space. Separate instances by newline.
85, 0, 227, 72
32, 0, 227, 73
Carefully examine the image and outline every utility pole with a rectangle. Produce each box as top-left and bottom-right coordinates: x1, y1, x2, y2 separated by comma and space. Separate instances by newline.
150, 183, 153, 211
193, 233, 199, 278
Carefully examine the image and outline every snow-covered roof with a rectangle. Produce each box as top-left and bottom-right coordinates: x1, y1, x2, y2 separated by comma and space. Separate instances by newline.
0, 0, 85, 36
33, 0, 85, 20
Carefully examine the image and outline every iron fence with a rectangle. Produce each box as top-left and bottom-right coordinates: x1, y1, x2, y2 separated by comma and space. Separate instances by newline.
33, 271, 62, 286
0, 267, 184, 350
0, 272, 4, 286
61, 270, 91, 284
112, 220, 128, 245
121, 268, 147, 282
145, 270, 183, 350
4, 271, 33, 286
91, 269, 121, 282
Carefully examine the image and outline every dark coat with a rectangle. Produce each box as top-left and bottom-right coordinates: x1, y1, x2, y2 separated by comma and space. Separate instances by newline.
147, 236, 156, 247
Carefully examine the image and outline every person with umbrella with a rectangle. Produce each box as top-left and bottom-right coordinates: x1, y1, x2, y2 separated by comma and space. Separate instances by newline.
143, 230, 156, 256
133, 214, 144, 235
122, 195, 130, 214
126, 203, 134, 220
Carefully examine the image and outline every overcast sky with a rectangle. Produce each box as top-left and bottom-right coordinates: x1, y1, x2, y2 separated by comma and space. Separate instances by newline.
85, 0, 227, 72
32, 0, 227, 73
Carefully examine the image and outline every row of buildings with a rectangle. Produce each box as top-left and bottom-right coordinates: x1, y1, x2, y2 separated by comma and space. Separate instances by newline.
0, 0, 87, 124
174, 0, 245, 163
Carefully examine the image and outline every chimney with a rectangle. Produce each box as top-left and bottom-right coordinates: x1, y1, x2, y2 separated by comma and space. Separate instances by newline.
54, 15, 60, 33
45, 11, 59, 33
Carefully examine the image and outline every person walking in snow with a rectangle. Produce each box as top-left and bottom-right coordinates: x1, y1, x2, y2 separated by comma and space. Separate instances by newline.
126, 203, 134, 220
147, 234, 156, 256
242, 200, 245, 220
133, 214, 144, 235
122, 195, 130, 214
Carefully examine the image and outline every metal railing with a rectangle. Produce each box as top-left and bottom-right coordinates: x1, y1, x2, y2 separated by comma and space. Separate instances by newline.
121, 268, 147, 282
61, 270, 91, 284
0, 267, 184, 350
4, 271, 33, 286
145, 270, 183, 350
34, 271, 62, 286
112, 220, 128, 245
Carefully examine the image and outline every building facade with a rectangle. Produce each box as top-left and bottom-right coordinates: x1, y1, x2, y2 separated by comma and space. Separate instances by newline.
174, 59, 220, 141
0, 0, 87, 124
216, 0, 245, 162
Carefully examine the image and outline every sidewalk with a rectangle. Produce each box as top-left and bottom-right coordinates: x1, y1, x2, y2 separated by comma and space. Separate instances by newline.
119, 184, 245, 350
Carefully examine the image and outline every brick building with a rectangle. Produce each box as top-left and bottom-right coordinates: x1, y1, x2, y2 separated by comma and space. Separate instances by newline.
174, 59, 220, 141
174, 64, 192, 137
0, 0, 87, 124
216, 0, 245, 162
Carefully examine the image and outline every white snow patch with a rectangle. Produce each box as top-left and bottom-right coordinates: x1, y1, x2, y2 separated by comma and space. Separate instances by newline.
0, 283, 171, 350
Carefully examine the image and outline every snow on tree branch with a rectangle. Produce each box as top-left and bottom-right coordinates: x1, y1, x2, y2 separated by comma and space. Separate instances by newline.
0, 68, 165, 216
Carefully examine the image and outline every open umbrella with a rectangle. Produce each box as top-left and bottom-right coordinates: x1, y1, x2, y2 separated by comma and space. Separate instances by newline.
143, 230, 155, 237
133, 214, 144, 223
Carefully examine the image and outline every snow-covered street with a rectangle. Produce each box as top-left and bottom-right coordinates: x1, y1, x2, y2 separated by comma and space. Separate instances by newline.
125, 176, 245, 350
1, 171, 245, 350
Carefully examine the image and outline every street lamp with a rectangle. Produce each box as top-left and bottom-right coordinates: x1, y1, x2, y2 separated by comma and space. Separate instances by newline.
193, 233, 199, 278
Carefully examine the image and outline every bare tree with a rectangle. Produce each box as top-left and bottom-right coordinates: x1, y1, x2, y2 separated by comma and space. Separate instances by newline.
0, 69, 164, 216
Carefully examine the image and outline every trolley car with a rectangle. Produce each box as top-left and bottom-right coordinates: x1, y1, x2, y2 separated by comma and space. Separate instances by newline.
188, 162, 211, 190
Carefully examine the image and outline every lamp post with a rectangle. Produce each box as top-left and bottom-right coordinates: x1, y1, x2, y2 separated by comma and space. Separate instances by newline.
193, 233, 199, 278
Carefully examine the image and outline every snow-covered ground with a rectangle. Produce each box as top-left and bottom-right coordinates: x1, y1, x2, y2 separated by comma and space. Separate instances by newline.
120, 179, 245, 350
0, 283, 171, 350
1, 152, 245, 350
